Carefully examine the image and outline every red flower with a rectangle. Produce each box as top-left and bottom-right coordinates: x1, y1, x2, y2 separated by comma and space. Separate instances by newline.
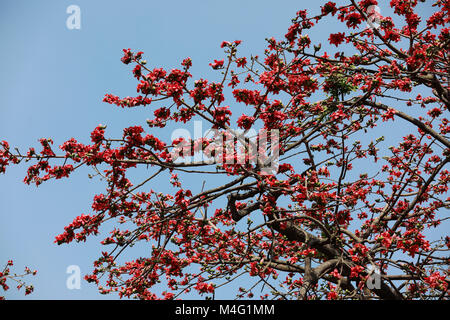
345, 12, 362, 29
350, 265, 364, 278
327, 290, 338, 300
132, 64, 142, 79
212, 106, 232, 128
424, 272, 448, 290
237, 114, 255, 130
209, 59, 224, 70
321, 2, 337, 16
181, 57, 192, 68
329, 32, 346, 46
90, 125, 106, 144
195, 278, 215, 294
121, 48, 133, 64
236, 57, 247, 68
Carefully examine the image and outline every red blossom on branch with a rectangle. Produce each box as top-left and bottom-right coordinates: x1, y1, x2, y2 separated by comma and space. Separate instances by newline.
2, 0, 450, 300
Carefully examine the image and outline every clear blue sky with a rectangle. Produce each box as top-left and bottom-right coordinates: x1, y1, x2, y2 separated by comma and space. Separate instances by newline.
0, 0, 443, 300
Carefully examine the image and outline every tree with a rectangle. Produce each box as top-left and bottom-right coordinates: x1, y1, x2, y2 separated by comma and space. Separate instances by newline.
0, 260, 36, 299
0, 0, 449, 300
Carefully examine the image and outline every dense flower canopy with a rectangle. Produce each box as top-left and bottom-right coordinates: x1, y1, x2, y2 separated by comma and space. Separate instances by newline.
1, 0, 449, 300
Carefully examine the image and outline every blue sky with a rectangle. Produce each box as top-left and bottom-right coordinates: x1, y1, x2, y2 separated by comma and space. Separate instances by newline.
0, 0, 445, 300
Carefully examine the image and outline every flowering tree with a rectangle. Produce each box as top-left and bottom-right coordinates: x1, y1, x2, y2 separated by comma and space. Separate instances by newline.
1, 0, 449, 300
